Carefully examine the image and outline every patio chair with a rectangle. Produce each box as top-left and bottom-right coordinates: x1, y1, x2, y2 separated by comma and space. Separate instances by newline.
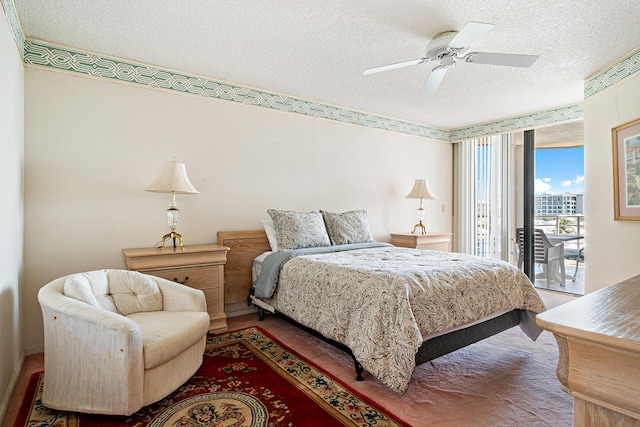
516, 228, 566, 287
563, 247, 585, 280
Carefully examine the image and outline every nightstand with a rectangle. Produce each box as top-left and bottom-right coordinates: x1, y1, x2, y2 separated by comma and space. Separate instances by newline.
390, 232, 452, 252
122, 244, 229, 333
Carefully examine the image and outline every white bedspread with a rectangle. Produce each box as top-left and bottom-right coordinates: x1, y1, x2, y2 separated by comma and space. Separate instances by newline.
259, 246, 546, 393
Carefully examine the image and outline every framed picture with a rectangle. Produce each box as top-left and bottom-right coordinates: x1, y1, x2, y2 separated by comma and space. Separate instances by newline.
612, 118, 640, 221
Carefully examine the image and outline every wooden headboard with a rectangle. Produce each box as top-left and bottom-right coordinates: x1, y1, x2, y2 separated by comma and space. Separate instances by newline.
217, 230, 270, 316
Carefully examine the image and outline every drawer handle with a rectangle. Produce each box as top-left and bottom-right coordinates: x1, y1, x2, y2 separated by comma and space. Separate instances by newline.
173, 276, 189, 284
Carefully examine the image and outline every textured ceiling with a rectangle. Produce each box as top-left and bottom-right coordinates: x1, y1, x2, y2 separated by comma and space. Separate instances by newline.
535, 121, 584, 148
13, 0, 640, 130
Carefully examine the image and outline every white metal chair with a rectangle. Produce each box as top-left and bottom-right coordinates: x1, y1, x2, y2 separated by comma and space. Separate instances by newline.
516, 228, 566, 287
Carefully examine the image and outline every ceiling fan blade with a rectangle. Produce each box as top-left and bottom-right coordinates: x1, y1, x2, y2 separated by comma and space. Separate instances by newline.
449, 22, 493, 49
363, 58, 427, 75
466, 52, 539, 67
420, 66, 448, 96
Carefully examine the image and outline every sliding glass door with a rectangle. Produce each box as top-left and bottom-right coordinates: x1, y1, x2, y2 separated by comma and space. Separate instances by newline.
454, 123, 585, 295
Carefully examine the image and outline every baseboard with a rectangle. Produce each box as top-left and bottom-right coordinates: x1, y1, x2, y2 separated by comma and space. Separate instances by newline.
0, 348, 26, 425
225, 301, 258, 318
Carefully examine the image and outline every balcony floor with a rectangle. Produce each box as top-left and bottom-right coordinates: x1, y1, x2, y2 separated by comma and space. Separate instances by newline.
533, 259, 584, 295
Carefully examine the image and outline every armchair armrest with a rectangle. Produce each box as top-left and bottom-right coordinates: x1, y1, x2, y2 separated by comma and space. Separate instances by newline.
153, 276, 207, 312
38, 277, 145, 414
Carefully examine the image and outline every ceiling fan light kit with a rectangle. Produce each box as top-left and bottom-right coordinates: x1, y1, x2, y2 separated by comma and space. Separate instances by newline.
364, 22, 539, 96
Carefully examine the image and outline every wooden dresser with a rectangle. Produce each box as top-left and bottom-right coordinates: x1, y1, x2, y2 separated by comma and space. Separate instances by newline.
122, 244, 229, 333
390, 232, 452, 251
536, 274, 640, 425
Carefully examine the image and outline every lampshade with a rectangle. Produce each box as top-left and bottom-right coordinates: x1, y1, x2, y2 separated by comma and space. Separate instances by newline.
405, 179, 437, 235
405, 179, 437, 200
145, 161, 199, 195
146, 160, 199, 250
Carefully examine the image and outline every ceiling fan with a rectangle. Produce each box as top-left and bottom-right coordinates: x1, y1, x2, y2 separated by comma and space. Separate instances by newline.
363, 22, 539, 96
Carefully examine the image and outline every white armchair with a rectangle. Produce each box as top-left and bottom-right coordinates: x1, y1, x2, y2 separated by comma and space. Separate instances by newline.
38, 269, 210, 416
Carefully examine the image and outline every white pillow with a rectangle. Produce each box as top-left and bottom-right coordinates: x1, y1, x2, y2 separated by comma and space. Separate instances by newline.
261, 219, 279, 251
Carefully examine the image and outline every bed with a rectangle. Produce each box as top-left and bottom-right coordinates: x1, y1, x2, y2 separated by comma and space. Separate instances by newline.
218, 223, 546, 394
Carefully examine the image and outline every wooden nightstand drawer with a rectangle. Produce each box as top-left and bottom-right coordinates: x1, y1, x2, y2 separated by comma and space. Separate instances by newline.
122, 244, 229, 333
147, 266, 222, 318
147, 266, 220, 292
390, 232, 452, 252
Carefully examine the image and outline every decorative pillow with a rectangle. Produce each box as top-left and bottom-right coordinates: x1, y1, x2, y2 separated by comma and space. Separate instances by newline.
261, 219, 279, 251
321, 209, 375, 245
107, 269, 163, 315
64, 271, 104, 309
267, 209, 331, 250
64, 270, 119, 312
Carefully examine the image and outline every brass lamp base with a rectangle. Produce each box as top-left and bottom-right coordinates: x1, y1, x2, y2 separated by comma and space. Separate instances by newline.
158, 230, 185, 250
411, 221, 427, 235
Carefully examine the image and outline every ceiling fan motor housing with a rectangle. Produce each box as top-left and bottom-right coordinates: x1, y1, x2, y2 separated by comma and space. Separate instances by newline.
424, 31, 458, 59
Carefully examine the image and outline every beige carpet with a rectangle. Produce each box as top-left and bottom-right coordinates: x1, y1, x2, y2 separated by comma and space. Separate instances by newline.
229, 289, 575, 427
3, 289, 574, 427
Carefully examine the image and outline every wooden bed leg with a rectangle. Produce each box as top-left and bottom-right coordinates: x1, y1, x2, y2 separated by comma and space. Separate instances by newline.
258, 307, 265, 321
353, 358, 364, 381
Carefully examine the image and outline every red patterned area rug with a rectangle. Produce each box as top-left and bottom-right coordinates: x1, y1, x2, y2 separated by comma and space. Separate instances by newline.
14, 327, 408, 427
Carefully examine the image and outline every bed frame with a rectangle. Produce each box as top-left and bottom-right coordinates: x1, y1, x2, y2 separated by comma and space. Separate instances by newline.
217, 230, 524, 381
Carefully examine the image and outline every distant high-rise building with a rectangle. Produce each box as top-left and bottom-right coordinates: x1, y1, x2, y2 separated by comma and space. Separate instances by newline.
535, 193, 584, 215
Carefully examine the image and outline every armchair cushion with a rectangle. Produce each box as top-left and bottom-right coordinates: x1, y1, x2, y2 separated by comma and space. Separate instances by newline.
64, 269, 162, 315
129, 311, 210, 369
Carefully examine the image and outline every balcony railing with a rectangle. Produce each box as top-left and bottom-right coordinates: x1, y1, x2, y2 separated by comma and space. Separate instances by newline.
535, 214, 584, 252
534, 214, 584, 236
475, 214, 585, 259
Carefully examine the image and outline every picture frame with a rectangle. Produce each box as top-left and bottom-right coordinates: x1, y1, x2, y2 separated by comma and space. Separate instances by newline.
612, 118, 640, 221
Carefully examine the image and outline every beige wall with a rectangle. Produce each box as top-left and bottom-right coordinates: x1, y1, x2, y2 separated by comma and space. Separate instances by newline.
584, 73, 640, 293
0, 13, 24, 418
23, 68, 453, 352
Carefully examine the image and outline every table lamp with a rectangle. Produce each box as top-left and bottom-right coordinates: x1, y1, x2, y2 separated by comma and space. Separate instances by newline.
145, 159, 199, 249
405, 178, 437, 235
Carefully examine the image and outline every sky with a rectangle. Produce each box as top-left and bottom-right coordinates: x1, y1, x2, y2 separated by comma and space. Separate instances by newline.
535, 146, 584, 195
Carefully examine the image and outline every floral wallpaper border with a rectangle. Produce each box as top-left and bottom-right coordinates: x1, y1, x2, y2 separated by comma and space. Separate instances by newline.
1, 0, 24, 53
450, 104, 584, 142
584, 48, 640, 98
7, 2, 636, 142
22, 39, 452, 142
22, 39, 587, 142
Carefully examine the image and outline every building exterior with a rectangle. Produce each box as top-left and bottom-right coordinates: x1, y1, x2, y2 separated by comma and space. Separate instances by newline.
535, 193, 584, 215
